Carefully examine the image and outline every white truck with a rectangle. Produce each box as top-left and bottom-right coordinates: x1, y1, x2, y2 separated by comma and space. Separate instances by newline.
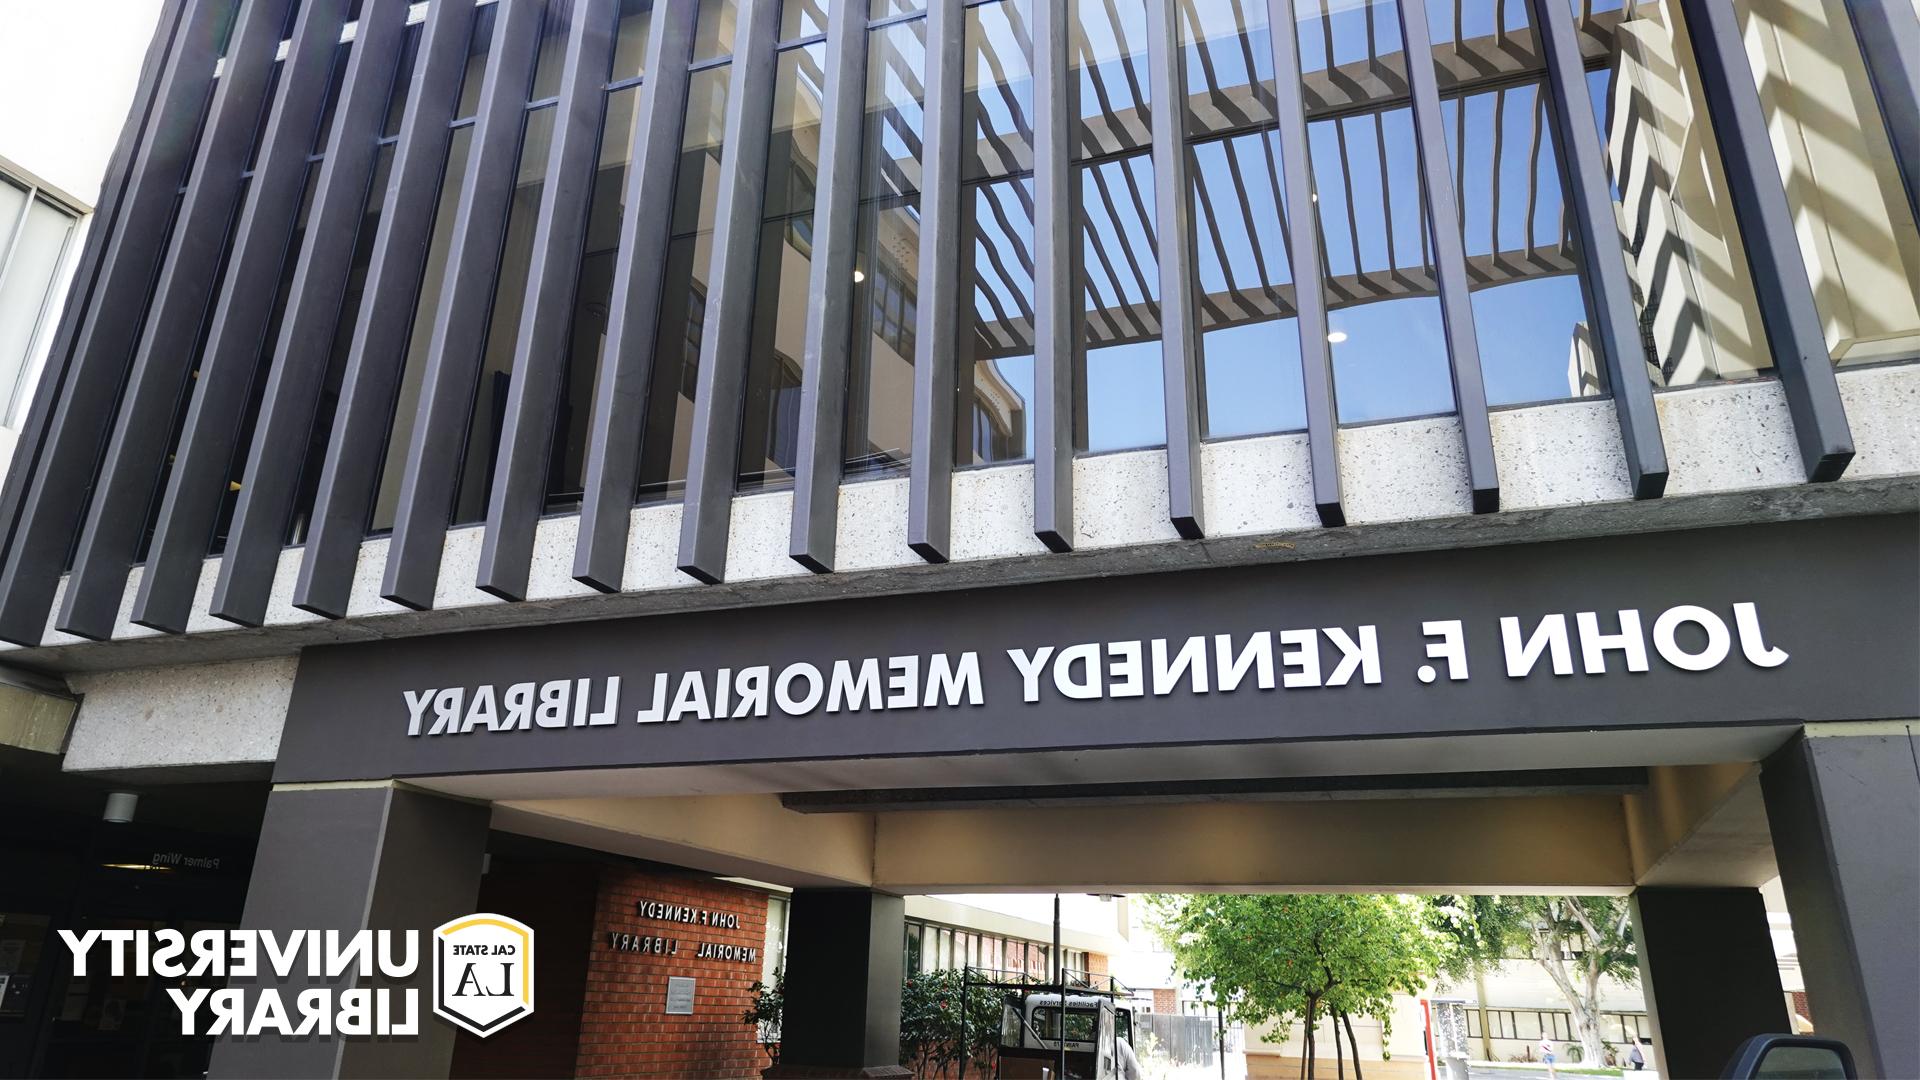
995, 991, 1138, 1080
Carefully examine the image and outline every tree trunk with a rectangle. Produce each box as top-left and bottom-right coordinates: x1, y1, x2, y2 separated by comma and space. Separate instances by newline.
1334, 1009, 1344, 1080
1343, 1011, 1366, 1080
1304, 998, 1318, 1080
1571, 1004, 1607, 1068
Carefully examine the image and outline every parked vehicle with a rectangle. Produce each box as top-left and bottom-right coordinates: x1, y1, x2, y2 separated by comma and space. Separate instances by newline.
996, 991, 1135, 1080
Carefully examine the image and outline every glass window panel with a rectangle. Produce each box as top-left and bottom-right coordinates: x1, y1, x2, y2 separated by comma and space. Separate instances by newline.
957, 176, 1034, 466
545, 85, 641, 513
781, 0, 828, 42
1296, 0, 1454, 423
288, 144, 396, 544
871, 0, 924, 21
1178, 0, 1276, 138
861, 18, 927, 200
530, 0, 574, 101
1191, 129, 1307, 437
610, 0, 654, 83
213, 166, 323, 554
844, 18, 926, 476
455, 3, 499, 120
373, 124, 474, 532
0, 195, 77, 425
247, 61, 285, 172
452, 104, 558, 526
694, 0, 739, 62
1733, 0, 1920, 366
1588, 0, 1767, 386
1429, 1, 1603, 407
0, 179, 26, 254
739, 45, 826, 491
637, 64, 731, 501
383, 23, 423, 137
1077, 150, 1166, 452
963, 0, 1033, 183
1072, 0, 1151, 158
139, 177, 250, 562
314, 42, 354, 150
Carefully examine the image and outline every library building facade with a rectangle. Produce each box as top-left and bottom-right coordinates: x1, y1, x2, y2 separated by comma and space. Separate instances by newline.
0, 0, 1915, 1076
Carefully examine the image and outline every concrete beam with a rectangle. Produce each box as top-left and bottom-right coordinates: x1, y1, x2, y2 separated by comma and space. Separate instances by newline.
488, 793, 876, 889
870, 794, 1636, 893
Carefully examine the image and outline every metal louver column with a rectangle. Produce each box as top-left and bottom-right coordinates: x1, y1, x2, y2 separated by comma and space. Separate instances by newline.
210, 0, 415, 628
380, 0, 546, 610
1393, 0, 1500, 513
134, 0, 360, 634
1528, 0, 1668, 500
905, 0, 966, 563
0, 0, 203, 646
1145, 0, 1206, 540
674, 0, 781, 585
1264, 0, 1345, 527
572, 0, 700, 592
54, 0, 300, 641
1030, 0, 1075, 552
292, 0, 480, 619
786, 0, 871, 573
1679, 0, 1853, 482
476, 0, 619, 602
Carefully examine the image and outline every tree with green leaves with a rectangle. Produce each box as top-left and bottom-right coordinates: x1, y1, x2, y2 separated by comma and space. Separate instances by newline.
1425, 895, 1639, 1066
747, 966, 1001, 1078
898, 967, 1003, 1078
1147, 894, 1443, 1080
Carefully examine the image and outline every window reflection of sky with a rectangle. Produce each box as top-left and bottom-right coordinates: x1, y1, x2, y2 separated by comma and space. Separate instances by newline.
981, 0, 1607, 457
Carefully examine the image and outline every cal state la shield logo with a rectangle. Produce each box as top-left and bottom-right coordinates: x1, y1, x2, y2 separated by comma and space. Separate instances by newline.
432, 913, 535, 1037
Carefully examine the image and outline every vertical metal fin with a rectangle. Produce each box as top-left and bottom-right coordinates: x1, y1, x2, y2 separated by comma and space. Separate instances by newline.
571, 1, 700, 592
135, 0, 360, 634
786, 0, 870, 573
211, 0, 416, 627
55, 0, 300, 641
1146, 0, 1207, 539
1527, 0, 1666, 500
1030, 0, 1075, 552
1679, 0, 1853, 482
292, 0, 480, 618
906, 0, 965, 563
1841, 0, 1919, 231
1265, 0, 1345, 526
673, 0, 781, 585
379, 0, 546, 610
1393, 0, 1500, 513
476, 0, 619, 602
0, 0, 198, 647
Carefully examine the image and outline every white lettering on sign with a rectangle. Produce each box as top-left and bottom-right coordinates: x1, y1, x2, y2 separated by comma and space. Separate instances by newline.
397, 605, 1790, 736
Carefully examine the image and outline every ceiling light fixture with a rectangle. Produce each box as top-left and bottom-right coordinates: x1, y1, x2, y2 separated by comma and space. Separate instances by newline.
104, 791, 139, 823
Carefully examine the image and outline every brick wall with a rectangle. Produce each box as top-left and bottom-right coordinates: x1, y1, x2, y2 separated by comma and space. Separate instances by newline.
1087, 953, 1109, 977
1153, 988, 1178, 1013
576, 867, 773, 1078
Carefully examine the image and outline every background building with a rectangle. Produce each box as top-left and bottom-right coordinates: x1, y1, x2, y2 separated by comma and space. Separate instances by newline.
0, 1, 166, 486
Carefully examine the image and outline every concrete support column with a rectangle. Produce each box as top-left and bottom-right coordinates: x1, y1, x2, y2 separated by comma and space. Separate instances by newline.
770, 888, 910, 1078
1761, 727, 1920, 1079
1630, 887, 1788, 1079
208, 783, 490, 1080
